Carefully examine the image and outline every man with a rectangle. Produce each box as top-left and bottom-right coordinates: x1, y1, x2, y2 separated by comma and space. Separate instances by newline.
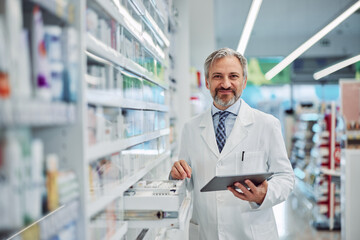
171, 48, 294, 240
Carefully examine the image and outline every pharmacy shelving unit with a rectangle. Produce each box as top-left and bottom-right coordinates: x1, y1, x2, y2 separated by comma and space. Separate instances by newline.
1, 0, 185, 239
292, 104, 342, 231
311, 103, 341, 230
83, 0, 188, 239
290, 113, 318, 168
0, 0, 86, 239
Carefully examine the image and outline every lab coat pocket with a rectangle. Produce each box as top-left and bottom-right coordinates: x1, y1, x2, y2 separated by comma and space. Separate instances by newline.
189, 221, 199, 240
236, 150, 267, 174
250, 221, 279, 240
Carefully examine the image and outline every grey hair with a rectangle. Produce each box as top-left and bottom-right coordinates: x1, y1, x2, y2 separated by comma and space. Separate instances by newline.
204, 47, 248, 79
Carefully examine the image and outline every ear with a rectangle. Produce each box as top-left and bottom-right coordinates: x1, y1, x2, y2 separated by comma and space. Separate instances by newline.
205, 78, 210, 90
242, 77, 247, 90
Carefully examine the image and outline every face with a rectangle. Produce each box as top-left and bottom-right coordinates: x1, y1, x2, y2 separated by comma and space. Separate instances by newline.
205, 56, 247, 110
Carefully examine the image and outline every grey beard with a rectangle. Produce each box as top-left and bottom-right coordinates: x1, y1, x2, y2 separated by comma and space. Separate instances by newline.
214, 95, 237, 107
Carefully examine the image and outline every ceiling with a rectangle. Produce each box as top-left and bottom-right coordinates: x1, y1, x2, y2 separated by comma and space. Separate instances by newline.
213, 0, 360, 82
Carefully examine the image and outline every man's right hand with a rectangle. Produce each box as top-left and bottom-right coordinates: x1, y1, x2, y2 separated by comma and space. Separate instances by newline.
171, 160, 192, 180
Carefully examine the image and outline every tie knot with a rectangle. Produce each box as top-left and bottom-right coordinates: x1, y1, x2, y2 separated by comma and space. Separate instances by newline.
219, 111, 230, 121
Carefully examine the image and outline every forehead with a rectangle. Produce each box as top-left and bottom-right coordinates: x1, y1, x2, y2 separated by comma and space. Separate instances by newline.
209, 56, 243, 73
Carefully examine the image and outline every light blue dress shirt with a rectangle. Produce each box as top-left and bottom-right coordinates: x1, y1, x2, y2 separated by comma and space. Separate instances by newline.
211, 97, 241, 139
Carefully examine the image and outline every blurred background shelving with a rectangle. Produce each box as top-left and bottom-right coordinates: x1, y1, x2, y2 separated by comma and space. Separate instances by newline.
0, 0, 189, 239
1, 0, 360, 239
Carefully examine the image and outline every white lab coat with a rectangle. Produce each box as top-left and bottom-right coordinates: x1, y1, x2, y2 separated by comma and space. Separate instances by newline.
179, 99, 294, 240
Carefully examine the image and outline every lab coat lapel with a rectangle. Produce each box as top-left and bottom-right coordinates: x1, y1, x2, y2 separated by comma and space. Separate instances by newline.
220, 100, 254, 159
200, 109, 220, 158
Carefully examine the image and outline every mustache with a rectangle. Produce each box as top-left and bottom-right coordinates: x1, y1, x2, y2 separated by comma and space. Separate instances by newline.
215, 87, 236, 95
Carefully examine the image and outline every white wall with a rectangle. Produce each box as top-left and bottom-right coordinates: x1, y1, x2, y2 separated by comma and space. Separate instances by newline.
189, 0, 216, 71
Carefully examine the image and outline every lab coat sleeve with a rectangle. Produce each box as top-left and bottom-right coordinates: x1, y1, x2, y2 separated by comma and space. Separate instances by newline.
178, 123, 193, 190
169, 123, 193, 190
178, 122, 191, 166
250, 118, 295, 210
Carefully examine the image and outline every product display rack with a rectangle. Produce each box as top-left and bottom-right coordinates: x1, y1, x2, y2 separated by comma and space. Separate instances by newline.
0, 0, 183, 240
84, 0, 187, 239
0, 0, 85, 240
290, 113, 318, 169
88, 128, 170, 161
311, 103, 341, 230
87, 88, 169, 111
291, 103, 342, 231
0, 100, 76, 127
87, 150, 171, 219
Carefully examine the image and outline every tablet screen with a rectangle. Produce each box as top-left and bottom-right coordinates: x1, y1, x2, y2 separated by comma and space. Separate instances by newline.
200, 172, 274, 192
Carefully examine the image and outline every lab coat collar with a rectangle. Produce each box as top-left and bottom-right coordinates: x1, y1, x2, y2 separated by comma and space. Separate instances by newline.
199, 99, 254, 159
199, 108, 220, 158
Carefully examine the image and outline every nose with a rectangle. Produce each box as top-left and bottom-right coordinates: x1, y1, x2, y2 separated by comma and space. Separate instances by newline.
221, 76, 231, 88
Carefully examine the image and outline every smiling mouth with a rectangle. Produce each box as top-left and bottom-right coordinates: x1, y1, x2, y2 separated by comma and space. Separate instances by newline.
218, 90, 233, 94
216, 88, 235, 96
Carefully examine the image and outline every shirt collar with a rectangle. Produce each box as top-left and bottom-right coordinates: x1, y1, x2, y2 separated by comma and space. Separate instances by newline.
211, 97, 241, 116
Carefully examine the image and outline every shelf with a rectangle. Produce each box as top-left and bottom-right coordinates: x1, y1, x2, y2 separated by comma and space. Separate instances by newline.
29, 0, 75, 24
91, 0, 166, 64
86, 33, 168, 89
86, 33, 125, 68
129, 0, 170, 47
91, 0, 141, 39
109, 221, 128, 240
4, 201, 79, 240
87, 89, 168, 111
299, 113, 320, 122
0, 205, 64, 240
123, 58, 155, 86
88, 128, 170, 161
347, 130, 360, 139
0, 100, 76, 127
320, 167, 341, 177
143, 10, 169, 47
88, 150, 171, 218
127, 195, 192, 230
295, 178, 317, 203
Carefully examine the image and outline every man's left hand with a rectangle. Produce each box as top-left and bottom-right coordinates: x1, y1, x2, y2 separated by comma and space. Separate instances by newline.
227, 180, 268, 205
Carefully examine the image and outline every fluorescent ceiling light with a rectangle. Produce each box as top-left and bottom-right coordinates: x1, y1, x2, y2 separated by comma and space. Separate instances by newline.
313, 54, 360, 80
237, 0, 263, 55
265, 0, 360, 80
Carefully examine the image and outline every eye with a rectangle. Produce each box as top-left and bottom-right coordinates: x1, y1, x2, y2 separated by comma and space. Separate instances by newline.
213, 75, 221, 79
230, 74, 239, 79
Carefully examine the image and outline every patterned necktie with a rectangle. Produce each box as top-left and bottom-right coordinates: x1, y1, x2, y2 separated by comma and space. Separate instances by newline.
216, 111, 230, 153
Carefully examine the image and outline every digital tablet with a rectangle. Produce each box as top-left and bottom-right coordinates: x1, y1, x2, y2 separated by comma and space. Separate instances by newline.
200, 172, 274, 192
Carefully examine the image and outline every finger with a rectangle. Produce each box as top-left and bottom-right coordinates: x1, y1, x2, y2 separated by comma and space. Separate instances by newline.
245, 180, 258, 194
179, 160, 192, 178
171, 166, 183, 180
174, 161, 187, 179
261, 180, 268, 189
235, 182, 252, 197
227, 187, 247, 200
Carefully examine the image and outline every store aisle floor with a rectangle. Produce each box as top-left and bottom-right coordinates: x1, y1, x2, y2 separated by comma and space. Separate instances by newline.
274, 193, 341, 240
